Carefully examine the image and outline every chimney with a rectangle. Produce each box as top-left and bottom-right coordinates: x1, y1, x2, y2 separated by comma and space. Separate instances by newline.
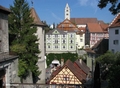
61, 58, 64, 67
79, 59, 82, 64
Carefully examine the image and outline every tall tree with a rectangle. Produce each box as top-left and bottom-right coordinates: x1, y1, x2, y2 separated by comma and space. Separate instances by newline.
9, 0, 40, 82
98, 0, 120, 15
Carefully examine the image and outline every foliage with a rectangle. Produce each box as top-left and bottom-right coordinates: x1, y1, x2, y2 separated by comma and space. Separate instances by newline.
96, 51, 114, 80
9, 0, 40, 80
46, 53, 78, 67
42, 21, 52, 33
107, 52, 120, 88
98, 0, 120, 15
96, 51, 120, 87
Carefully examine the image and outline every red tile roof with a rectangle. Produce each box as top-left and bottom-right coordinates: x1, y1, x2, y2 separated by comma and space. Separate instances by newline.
100, 23, 109, 32
74, 59, 90, 75
70, 18, 98, 25
57, 19, 79, 31
109, 13, 120, 28
30, 7, 44, 26
87, 23, 103, 33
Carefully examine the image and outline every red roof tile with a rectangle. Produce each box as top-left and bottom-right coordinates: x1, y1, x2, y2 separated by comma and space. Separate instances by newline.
57, 19, 79, 31
30, 7, 44, 26
70, 18, 98, 25
100, 23, 109, 32
87, 23, 103, 33
109, 13, 120, 28
74, 59, 90, 75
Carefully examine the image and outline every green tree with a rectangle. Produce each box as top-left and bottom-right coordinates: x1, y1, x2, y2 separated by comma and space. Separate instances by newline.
107, 52, 120, 88
9, 0, 40, 82
96, 51, 120, 87
42, 21, 51, 33
53, 23, 56, 29
98, 0, 120, 15
96, 51, 114, 80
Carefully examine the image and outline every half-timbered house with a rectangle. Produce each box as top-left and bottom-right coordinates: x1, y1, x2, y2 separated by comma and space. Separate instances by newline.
48, 59, 90, 88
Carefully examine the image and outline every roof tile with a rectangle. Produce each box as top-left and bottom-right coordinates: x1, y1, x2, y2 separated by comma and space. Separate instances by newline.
30, 7, 44, 26
57, 19, 79, 31
109, 13, 120, 28
87, 23, 103, 32
70, 18, 98, 25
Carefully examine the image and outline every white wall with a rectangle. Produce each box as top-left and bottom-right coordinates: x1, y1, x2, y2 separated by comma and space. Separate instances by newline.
76, 34, 85, 49
109, 27, 120, 53
36, 26, 45, 83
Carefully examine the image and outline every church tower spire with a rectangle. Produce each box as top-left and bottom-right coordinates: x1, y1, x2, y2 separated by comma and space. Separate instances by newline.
65, 3, 70, 20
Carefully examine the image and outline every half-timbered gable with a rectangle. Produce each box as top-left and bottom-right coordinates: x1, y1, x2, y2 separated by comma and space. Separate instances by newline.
49, 60, 87, 85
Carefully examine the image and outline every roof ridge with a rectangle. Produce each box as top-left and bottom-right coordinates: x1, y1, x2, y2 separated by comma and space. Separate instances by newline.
109, 13, 120, 27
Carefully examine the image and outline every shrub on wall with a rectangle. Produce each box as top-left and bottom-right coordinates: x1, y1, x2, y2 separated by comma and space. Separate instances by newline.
46, 52, 78, 67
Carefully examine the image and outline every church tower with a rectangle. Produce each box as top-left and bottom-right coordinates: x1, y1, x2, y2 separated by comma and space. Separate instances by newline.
65, 3, 70, 20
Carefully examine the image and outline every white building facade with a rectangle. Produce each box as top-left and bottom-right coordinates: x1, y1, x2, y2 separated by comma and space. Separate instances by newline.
46, 29, 76, 54
109, 13, 120, 53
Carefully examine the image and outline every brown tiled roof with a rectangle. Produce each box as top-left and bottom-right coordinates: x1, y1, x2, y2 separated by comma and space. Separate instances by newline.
87, 23, 103, 33
100, 23, 109, 32
30, 7, 44, 26
74, 59, 90, 75
0, 5, 11, 14
49, 59, 87, 84
70, 18, 98, 25
57, 19, 79, 31
109, 13, 120, 28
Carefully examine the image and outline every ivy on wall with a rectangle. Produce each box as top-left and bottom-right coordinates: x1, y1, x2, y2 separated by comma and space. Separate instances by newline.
46, 52, 78, 67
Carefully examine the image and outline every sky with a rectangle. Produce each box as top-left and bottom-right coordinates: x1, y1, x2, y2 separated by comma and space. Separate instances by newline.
0, 0, 116, 25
